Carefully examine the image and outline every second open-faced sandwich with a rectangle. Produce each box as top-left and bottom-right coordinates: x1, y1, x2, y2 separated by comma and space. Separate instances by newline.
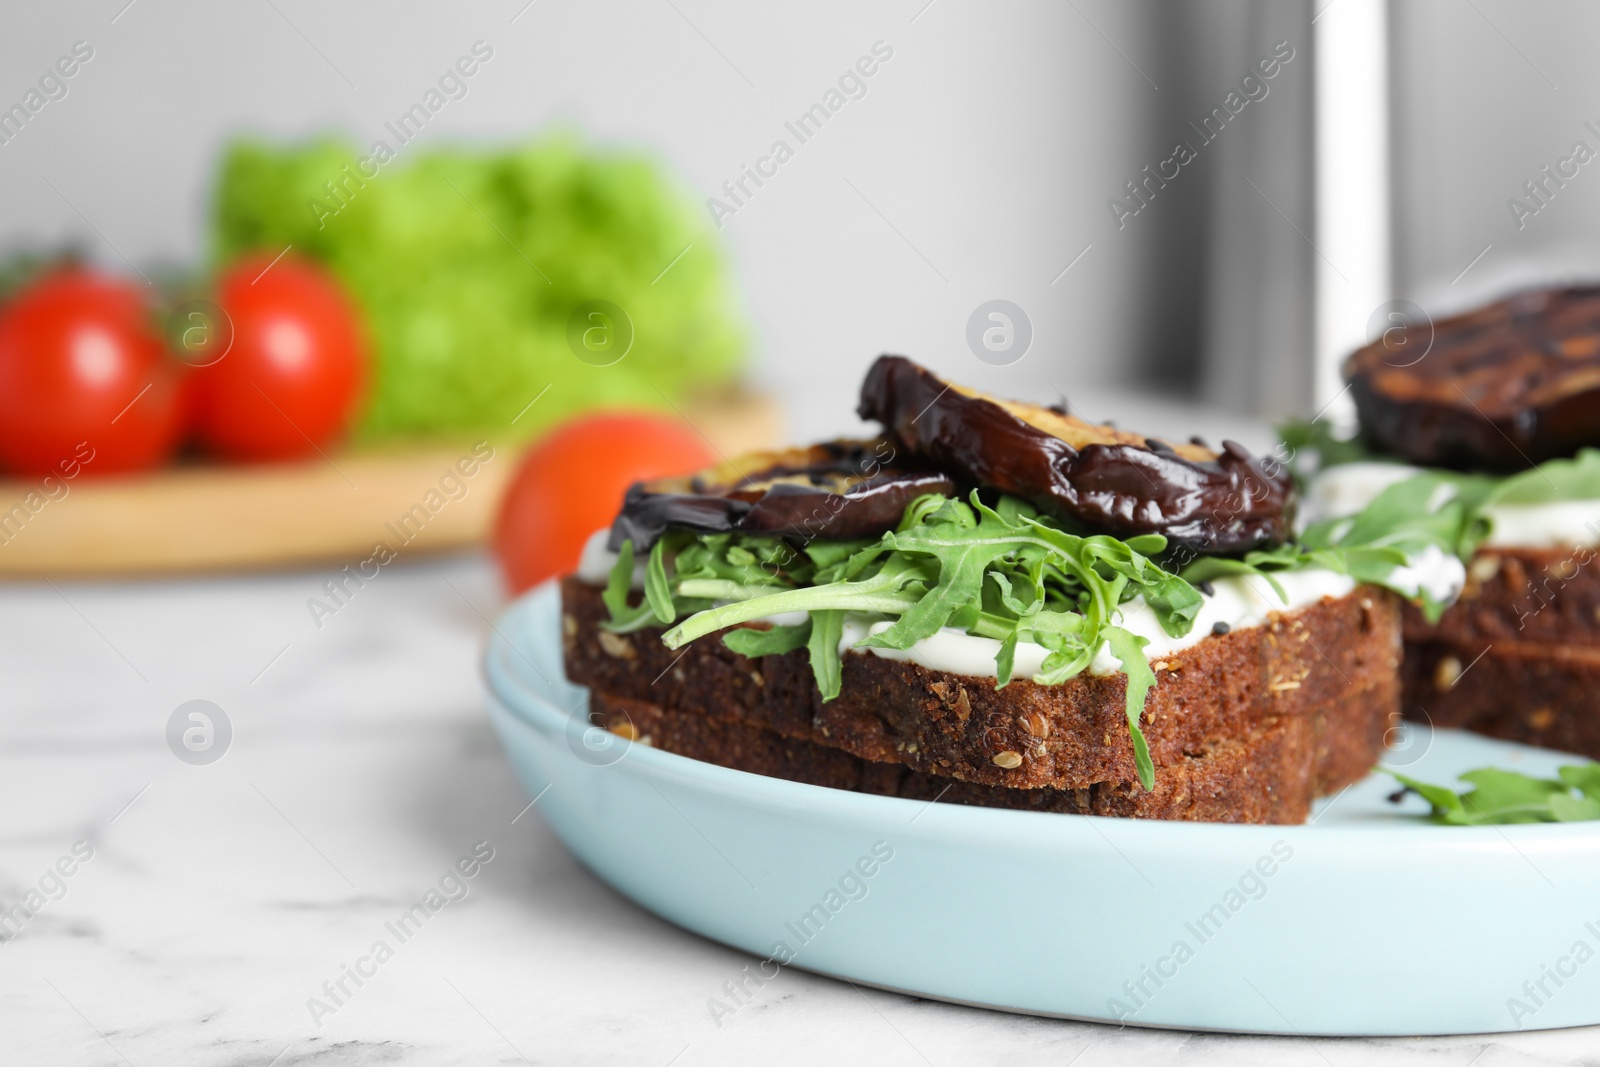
1295, 286, 1600, 760
563, 356, 1430, 823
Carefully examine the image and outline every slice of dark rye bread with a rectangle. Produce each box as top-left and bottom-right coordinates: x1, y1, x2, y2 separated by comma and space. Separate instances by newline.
590, 691, 1342, 823
561, 576, 1401, 792
1398, 545, 1600, 760
1400, 545, 1600, 647
1403, 636, 1600, 760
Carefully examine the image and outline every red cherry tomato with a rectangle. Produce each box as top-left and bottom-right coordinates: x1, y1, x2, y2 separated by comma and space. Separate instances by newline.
494, 412, 716, 593
190, 254, 365, 462
0, 268, 184, 477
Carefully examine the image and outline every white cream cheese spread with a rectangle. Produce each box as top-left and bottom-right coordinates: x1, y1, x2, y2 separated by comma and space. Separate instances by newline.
576, 529, 1356, 678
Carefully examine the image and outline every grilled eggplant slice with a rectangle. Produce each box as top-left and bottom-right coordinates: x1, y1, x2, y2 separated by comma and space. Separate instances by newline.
857, 355, 1292, 555
609, 438, 955, 550
1346, 286, 1600, 470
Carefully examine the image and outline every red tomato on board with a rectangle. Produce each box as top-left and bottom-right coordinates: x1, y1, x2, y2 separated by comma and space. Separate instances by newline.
190, 254, 365, 462
494, 412, 716, 593
0, 268, 184, 476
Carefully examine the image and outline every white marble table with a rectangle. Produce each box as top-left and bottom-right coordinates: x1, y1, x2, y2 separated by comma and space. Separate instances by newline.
3, 552, 1597, 1066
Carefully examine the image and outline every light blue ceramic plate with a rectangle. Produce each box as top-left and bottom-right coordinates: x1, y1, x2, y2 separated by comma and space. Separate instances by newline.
484, 582, 1600, 1036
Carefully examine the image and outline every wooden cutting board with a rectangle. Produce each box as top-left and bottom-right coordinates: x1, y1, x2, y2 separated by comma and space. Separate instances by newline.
0, 393, 781, 577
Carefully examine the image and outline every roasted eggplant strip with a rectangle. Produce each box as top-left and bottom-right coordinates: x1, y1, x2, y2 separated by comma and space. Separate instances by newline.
857, 355, 1292, 555
608, 438, 956, 550
1346, 286, 1600, 470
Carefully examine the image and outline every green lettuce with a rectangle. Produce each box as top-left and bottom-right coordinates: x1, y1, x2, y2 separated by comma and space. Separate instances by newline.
210, 135, 746, 440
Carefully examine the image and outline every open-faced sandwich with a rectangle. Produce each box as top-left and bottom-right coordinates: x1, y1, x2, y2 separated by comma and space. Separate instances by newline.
563, 356, 1424, 824
1295, 287, 1600, 761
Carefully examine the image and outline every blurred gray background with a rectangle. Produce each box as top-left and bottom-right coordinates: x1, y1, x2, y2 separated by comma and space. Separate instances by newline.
1391, 1, 1600, 313
0, 0, 1590, 437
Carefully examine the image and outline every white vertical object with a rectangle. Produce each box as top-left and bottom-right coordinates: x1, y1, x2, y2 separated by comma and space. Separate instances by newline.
1314, 0, 1391, 419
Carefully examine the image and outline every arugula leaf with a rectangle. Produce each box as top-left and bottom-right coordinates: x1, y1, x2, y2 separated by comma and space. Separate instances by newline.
1387, 771, 1468, 820
806, 610, 847, 701
1278, 419, 1387, 474
1256, 472, 1485, 621
1308, 474, 1481, 553
987, 571, 1039, 619
1280, 430, 1600, 613
1114, 550, 1203, 636
672, 530, 811, 594
661, 552, 932, 647
995, 628, 1020, 688
804, 538, 873, 570
1182, 552, 1292, 602
601, 538, 635, 618
600, 540, 660, 633
1559, 762, 1600, 800
1550, 793, 1600, 821
1456, 767, 1571, 821
1482, 448, 1600, 507
722, 619, 812, 657
644, 538, 676, 624
1388, 764, 1600, 824
857, 497, 1038, 650
899, 492, 953, 531
1179, 540, 1388, 605
1027, 610, 1096, 685
1104, 626, 1157, 790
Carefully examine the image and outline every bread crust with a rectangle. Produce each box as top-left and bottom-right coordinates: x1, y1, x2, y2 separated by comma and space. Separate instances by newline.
1401, 545, 1600, 647
1402, 635, 1600, 760
562, 577, 1400, 791
1398, 544, 1600, 759
592, 691, 1324, 823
